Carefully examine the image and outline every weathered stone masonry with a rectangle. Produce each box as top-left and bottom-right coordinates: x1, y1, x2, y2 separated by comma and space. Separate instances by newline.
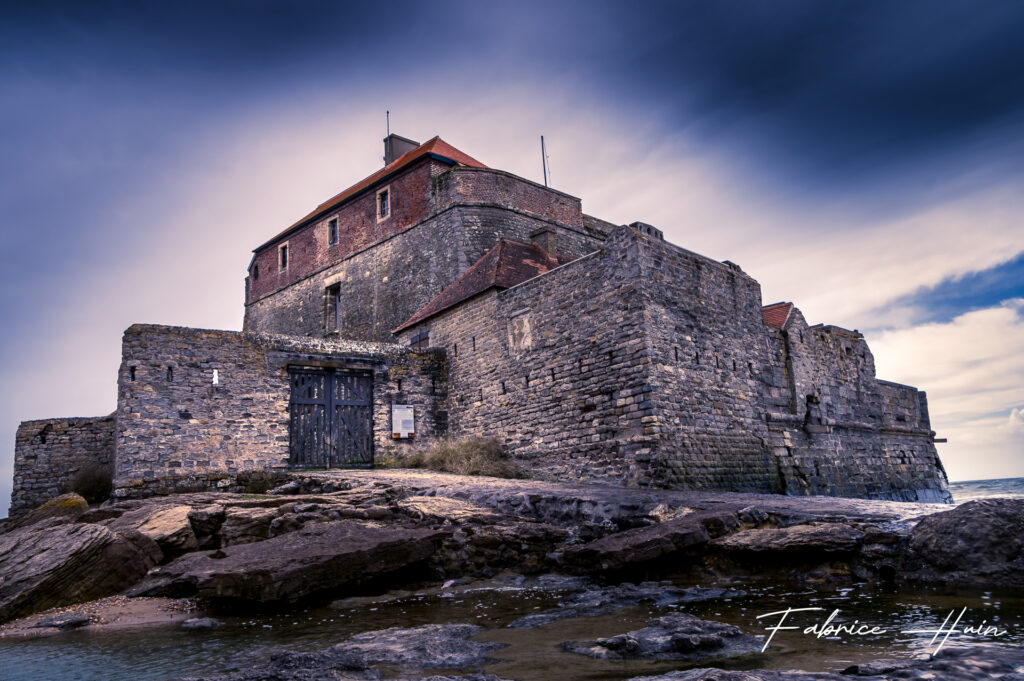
9, 133, 951, 514
10, 415, 115, 515
114, 324, 445, 498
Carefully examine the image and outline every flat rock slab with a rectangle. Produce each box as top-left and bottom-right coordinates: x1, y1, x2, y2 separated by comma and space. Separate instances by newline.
509, 582, 745, 629
133, 521, 447, 604
564, 613, 761, 661
173, 623, 505, 680
107, 505, 199, 559
711, 523, 864, 556
561, 508, 741, 572
0, 522, 161, 622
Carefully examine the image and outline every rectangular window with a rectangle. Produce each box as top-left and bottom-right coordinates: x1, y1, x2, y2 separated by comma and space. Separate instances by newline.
252, 264, 259, 280
376, 186, 390, 221
409, 329, 429, 349
279, 243, 288, 271
325, 284, 341, 332
327, 217, 338, 245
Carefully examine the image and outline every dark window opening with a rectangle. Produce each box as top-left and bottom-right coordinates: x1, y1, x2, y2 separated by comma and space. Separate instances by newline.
325, 284, 341, 332
453, 343, 458, 356
327, 217, 338, 245
378, 189, 390, 219
252, 265, 259, 281
410, 330, 430, 349
396, 379, 402, 392
471, 336, 476, 351
732, 360, 737, 371
129, 366, 136, 382
279, 244, 288, 270
694, 351, 700, 364
673, 347, 679, 362
524, 373, 530, 388
501, 381, 506, 394
166, 366, 173, 382
550, 368, 556, 381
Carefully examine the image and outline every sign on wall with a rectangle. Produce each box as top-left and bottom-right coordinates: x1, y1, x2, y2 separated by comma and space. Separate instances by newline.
392, 404, 415, 439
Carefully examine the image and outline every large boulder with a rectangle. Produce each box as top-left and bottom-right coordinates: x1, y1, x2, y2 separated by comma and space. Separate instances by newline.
218, 506, 280, 546
564, 613, 761, 661
132, 520, 447, 604
3, 493, 89, 533
903, 498, 1024, 588
0, 522, 161, 622
107, 505, 199, 559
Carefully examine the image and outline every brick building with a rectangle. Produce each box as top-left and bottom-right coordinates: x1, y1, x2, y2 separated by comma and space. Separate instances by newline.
9, 133, 951, 515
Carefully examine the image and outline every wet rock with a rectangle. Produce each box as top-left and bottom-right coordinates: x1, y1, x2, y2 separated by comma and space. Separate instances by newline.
509, 582, 745, 629
34, 612, 92, 630
903, 498, 1024, 588
712, 523, 864, 557
628, 645, 1024, 680
131, 521, 447, 604
0, 522, 161, 622
4, 493, 89, 533
561, 509, 741, 572
172, 623, 503, 680
181, 617, 224, 630
564, 613, 761, 661
336, 623, 504, 667
108, 505, 199, 559
219, 507, 280, 546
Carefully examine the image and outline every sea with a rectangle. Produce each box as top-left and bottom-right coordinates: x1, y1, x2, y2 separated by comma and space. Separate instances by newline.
948, 476, 1024, 504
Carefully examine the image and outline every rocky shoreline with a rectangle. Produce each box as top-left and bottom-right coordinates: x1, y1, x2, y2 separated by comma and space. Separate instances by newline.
1, 470, 1022, 680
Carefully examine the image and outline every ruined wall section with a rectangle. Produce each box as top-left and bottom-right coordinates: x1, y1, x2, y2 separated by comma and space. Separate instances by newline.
114, 324, 445, 498
397, 228, 659, 485
10, 415, 115, 516
635, 234, 780, 492
764, 309, 950, 502
245, 166, 604, 342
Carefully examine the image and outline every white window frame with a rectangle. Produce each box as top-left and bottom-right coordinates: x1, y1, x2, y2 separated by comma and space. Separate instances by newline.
376, 185, 391, 222
278, 241, 289, 271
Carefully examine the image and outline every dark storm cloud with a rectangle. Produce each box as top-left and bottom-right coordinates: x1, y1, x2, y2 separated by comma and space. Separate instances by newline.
597, 0, 1024, 193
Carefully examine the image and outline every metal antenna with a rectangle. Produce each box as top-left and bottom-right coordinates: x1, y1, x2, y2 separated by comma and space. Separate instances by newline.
386, 110, 390, 137
541, 135, 548, 187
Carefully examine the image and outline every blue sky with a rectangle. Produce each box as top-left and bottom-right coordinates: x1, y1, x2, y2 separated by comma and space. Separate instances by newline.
2, 0, 1023, 514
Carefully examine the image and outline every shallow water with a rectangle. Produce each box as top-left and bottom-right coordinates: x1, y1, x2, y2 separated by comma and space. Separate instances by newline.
2, 576, 1021, 681
948, 476, 1024, 504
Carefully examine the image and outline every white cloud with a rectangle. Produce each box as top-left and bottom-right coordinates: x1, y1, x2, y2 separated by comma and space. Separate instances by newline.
869, 299, 1024, 481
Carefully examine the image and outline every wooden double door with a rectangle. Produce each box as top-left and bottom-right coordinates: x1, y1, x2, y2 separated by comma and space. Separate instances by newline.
288, 368, 373, 468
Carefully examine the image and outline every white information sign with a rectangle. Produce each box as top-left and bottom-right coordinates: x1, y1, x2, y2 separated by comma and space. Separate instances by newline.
392, 404, 415, 439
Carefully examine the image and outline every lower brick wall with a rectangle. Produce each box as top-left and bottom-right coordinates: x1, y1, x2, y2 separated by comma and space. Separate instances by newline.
10, 415, 115, 516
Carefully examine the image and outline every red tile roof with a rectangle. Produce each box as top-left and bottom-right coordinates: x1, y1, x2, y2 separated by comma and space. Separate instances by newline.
256, 136, 486, 252
762, 301, 794, 328
393, 239, 561, 333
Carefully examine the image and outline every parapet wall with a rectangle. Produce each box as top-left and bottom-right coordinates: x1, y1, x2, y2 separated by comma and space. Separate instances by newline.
244, 165, 603, 343
115, 324, 446, 498
10, 414, 115, 516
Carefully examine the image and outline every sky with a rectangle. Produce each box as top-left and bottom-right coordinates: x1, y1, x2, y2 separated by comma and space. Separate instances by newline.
1, 0, 1023, 515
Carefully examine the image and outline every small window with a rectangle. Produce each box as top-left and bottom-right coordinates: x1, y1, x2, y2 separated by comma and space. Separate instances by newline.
409, 329, 429, 349
279, 243, 288, 271
252, 264, 259, 280
325, 284, 341, 332
376, 186, 390, 221
327, 217, 338, 246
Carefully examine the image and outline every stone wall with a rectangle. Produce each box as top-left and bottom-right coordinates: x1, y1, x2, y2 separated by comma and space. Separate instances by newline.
114, 324, 446, 498
244, 166, 605, 342
397, 225, 950, 502
637, 236, 780, 492
10, 415, 115, 516
763, 308, 950, 502
397, 228, 659, 485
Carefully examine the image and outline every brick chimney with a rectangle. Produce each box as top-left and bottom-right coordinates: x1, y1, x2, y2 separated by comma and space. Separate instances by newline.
383, 134, 420, 165
530, 227, 558, 260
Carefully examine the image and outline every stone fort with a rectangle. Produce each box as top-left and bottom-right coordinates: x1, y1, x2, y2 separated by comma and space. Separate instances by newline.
9, 133, 952, 515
